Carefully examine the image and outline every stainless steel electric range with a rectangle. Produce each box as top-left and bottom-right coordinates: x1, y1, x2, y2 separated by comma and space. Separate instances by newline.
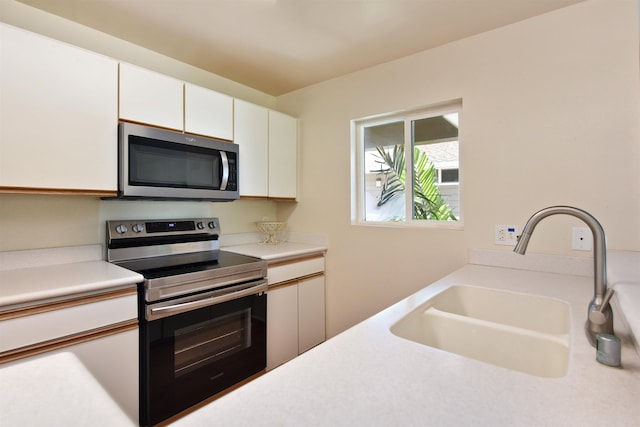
107, 218, 267, 427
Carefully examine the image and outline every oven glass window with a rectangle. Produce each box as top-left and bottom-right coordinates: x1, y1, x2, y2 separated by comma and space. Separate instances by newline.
174, 309, 251, 377
129, 135, 220, 189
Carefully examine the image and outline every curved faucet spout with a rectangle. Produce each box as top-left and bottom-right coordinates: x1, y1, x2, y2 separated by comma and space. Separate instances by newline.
513, 206, 613, 346
514, 206, 607, 302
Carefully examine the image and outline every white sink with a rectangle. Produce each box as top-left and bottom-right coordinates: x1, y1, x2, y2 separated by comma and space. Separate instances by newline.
390, 285, 571, 378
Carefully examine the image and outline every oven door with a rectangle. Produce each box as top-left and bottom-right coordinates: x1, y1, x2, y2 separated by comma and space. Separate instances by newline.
139, 279, 267, 426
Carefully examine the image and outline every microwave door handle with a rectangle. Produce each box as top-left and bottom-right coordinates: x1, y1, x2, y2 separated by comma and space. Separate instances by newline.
220, 151, 229, 190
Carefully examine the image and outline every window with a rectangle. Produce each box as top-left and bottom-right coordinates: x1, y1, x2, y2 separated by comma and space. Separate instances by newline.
352, 101, 462, 227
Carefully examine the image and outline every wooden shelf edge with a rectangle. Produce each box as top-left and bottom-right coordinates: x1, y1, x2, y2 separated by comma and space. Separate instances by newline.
0, 287, 137, 321
239, 195, 297, 202
0, 186, 117, 197
0, 320, 138, 365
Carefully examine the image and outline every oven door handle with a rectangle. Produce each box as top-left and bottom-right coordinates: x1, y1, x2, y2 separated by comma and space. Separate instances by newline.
147, 280, 267, 320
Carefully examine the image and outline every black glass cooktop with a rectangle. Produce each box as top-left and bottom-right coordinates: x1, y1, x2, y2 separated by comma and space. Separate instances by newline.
115, 250, 262, 280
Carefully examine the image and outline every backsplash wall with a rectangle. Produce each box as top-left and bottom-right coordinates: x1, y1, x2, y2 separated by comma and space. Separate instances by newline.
0, 194, 276, 252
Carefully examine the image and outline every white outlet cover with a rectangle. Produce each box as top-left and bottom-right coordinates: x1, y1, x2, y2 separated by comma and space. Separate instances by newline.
495, 225, 519, 246
572, 227, 593, 251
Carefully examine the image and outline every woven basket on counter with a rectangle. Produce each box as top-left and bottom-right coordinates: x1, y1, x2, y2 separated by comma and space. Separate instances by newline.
256, 221, 286, 244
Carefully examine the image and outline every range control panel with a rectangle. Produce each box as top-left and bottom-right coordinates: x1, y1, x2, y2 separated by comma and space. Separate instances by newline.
107, 217, 221, 240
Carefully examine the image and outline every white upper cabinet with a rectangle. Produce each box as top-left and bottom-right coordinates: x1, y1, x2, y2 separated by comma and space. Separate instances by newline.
234, 99, 269, 197
0, 24, 118, 193
120, 64, 234, 140
118, 63, 183, 131
268, 110, 298, 199
184, 83, 233, 140
234, 100, 298, 200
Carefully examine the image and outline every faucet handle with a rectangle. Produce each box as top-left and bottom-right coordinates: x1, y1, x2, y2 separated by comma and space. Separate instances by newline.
599, 287, 615, 308
588, 287, 615, 325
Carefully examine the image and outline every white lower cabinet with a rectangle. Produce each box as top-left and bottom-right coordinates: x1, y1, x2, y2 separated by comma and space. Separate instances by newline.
266, 254, 326, 370
298, 274, 326, 354
1, 328, 139, 424
0, 288, 139, 423
266, 283, 299, 370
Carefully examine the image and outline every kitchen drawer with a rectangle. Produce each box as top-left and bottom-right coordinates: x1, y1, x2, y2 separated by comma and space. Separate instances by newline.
267, 255, 325, 286
0, 292, 137, 353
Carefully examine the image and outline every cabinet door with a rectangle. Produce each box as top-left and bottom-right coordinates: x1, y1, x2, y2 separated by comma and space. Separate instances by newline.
266, 284, 298, 370
298, 275, 326, 354
119, 62, 183, 130
234, 99, 268, 197
268, 110, 298, 199
184, 83, 233, 140
1, 329, 139, 423
0, 24, 118, 192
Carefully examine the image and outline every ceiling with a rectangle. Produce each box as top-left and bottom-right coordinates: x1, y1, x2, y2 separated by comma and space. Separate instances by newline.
16, 0, 583, 96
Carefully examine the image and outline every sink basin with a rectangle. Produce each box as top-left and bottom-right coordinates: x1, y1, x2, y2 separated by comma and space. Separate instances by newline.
390, 285, 571, 378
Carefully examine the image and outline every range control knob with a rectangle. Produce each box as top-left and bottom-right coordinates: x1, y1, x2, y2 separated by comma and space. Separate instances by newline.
196, 221, 205, 230
132, 224, 144, 233
115, 224, 128, 234
208, 221, 216, 229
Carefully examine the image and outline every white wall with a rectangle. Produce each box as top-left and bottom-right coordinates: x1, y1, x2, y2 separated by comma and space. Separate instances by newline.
277, 0, 640, 336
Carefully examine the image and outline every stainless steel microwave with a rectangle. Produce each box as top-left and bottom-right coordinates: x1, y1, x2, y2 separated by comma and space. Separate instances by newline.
117, 122, 239, 201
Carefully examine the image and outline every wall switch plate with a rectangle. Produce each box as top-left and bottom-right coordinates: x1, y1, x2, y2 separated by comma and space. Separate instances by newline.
572, 226, 592, 251
495, 225, 519, 246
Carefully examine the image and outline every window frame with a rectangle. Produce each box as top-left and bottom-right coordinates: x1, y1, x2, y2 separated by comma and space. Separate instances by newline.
351, 100, 463, 229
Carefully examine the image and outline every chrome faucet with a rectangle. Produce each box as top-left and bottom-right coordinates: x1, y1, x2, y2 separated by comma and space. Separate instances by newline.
513, 206, 614, 346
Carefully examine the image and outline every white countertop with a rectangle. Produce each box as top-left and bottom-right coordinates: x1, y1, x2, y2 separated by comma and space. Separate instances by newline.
224, 241, 327, 261
174, 264, 640, 427
0, 260, 143, 309
0, 240, 325, 309
0, 352, 135, 426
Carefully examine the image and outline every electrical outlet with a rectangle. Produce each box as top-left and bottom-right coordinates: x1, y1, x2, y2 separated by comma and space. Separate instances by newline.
572, 227, 592, 251
495, 225, 519, 246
